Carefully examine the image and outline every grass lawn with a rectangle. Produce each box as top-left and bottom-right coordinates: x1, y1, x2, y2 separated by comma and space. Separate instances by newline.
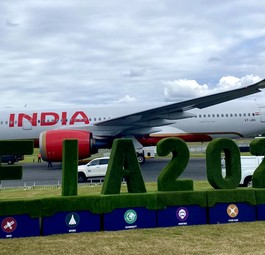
0, 181, 213, 200
0, 221, 264, 255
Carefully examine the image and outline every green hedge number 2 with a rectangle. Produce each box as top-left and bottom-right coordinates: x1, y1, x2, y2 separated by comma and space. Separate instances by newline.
157, 137, 193, 191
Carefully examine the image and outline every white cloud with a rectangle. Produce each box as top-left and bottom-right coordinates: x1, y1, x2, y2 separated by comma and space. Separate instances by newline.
115, 95, 137, 103
164, 79, 209, 100
163, 75, 262, 101
122, 68, 148, 78
216, 75, 261, 90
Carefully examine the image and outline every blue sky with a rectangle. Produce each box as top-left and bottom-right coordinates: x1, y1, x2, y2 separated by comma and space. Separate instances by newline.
1, 0, 265, 107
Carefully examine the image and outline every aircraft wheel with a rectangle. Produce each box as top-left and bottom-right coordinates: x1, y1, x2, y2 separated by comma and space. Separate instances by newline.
244, 176, 252, 187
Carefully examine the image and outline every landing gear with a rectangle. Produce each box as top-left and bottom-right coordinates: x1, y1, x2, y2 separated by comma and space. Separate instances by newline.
244, 176, 253, 187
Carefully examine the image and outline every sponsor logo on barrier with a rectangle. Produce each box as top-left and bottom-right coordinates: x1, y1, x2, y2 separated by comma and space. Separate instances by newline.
1, 217, 17, 234
176, 207, 189, 222
227, 204, 239, 221
124, 209, 137, 225
65, 212, 80, 231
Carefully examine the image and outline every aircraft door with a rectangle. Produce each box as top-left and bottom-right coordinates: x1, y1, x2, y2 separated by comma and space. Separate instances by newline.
259, 107, 265, 123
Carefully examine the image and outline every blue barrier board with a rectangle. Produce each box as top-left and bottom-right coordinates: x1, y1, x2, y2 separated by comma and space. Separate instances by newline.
209, 203, 256, 224
42, 211, 100, 236
0, 214, 40, 238
256, 204, 265, 221
157, 205, 207, 227
103, 207, 156, 231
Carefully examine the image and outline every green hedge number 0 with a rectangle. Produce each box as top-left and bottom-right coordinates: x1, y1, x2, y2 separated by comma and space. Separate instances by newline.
206, 138, 241, 189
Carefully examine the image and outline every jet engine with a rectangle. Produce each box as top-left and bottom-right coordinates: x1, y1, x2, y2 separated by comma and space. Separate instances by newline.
39, 130, 94, 162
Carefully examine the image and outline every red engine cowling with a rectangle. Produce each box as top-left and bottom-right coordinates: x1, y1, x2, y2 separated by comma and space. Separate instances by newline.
39, 130, 92, 162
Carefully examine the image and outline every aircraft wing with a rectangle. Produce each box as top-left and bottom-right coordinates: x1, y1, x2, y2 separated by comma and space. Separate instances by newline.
96, 78, 265, 128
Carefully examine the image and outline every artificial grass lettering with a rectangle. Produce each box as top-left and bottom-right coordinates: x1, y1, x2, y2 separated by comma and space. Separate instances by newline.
101, 139, 146, 195
0, 140, 34, 181
206, 138, 241, 189
157, 137, 193, 191
250, 139, 265, 188
62, 139, 78, 196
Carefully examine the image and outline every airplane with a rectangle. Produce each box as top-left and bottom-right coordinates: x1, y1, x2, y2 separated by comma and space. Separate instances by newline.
138, 99, 265, 145
0, 78, 265, 162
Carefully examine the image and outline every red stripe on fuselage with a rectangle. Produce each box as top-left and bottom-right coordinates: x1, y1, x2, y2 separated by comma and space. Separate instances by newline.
138, 134, 212, 146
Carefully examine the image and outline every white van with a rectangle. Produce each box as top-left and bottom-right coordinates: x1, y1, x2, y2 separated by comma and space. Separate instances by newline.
78, 157, 109, 182
222, 156, 264, 187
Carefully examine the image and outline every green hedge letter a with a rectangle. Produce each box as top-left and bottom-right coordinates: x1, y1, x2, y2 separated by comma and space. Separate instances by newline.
101, 138, 146, 195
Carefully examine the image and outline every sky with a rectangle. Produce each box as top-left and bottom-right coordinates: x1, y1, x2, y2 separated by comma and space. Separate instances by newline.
1, 0, 265, 108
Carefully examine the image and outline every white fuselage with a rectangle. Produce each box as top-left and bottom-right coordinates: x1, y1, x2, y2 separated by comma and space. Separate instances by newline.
0, 100, 264, 142
167, 101, 265, 139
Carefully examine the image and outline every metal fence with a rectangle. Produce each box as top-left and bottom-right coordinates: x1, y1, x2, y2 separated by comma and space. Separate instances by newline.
0, 179, 106, 191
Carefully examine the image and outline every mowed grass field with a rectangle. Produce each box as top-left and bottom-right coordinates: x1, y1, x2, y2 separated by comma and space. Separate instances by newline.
1, 222, 265, 255
0, 182, 264, 255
